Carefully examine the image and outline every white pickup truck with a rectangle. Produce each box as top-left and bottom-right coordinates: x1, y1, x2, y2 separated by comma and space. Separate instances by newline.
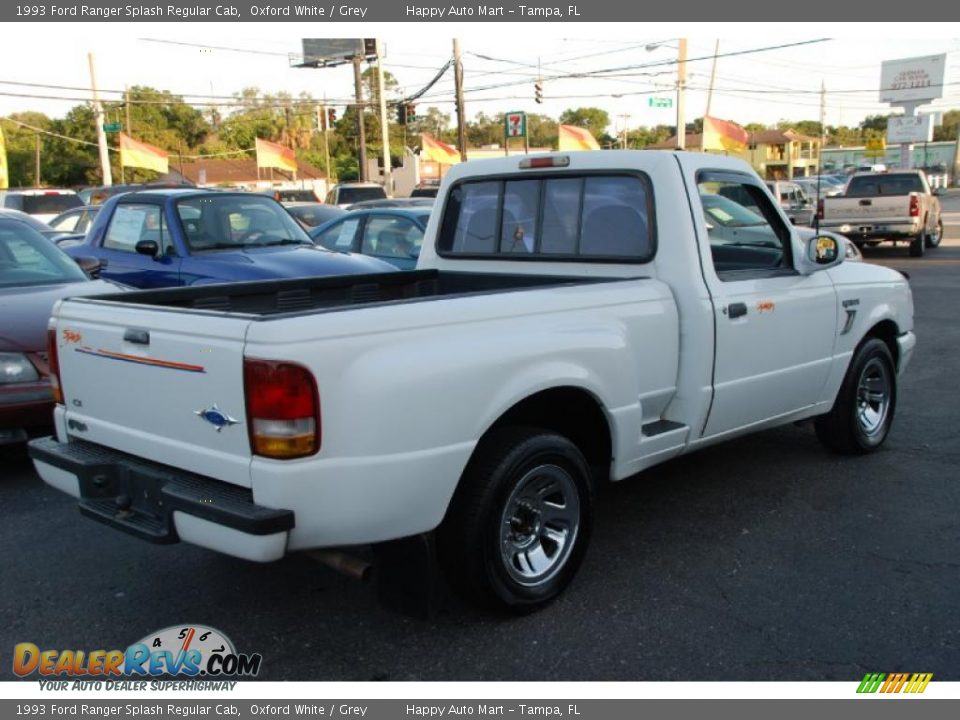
30, 151, 915, 611
819, 170, 944, 257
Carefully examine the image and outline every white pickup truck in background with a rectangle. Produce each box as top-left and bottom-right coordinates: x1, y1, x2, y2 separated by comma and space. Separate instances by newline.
819, 170, 944, 257
30, 151, 915, 611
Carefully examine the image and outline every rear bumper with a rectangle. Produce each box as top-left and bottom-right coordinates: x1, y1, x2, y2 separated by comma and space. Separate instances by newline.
27, 436, 294, 562
821, 221, 921, 241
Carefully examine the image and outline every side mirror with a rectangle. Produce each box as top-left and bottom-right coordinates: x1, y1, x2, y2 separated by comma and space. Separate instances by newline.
933, 187, 945, 196
135, 239, 160, 258
808, 234, 842, 266
73, 256, 102, 278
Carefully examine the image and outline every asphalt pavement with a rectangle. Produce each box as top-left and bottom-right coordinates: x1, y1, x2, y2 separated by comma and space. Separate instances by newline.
2, 213, 959, 682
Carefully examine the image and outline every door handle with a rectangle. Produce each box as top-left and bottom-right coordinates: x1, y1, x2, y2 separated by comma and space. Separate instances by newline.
859, 199, 872, 206
726, 302, 747, 319
123, 329, 150, 345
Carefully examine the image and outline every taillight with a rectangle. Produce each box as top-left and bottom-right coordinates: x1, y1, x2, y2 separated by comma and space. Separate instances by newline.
817, 198, 824, 221
47, 326, 63, 404
244, 359, 320, 459
519, 155, 570, 169
909, 195, 920, 217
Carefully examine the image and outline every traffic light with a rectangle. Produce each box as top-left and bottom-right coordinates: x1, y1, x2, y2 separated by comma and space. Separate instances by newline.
397, 104, 407, 125
327, 107, 337, 126
406, 104, 417, 122
534, 81, 543, 104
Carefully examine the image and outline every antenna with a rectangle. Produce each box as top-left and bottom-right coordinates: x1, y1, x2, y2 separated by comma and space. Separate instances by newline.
814, 79, 825, 234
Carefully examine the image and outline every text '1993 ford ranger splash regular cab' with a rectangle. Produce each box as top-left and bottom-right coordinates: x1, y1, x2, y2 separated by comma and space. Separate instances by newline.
30, 152, 915, 611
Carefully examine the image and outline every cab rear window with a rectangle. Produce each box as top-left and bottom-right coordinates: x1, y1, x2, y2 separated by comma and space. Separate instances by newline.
437, 173, 655, 262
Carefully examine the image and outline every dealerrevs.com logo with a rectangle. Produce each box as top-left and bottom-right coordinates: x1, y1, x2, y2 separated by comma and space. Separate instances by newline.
13, 624, 262, 686
857, 673, 933, 694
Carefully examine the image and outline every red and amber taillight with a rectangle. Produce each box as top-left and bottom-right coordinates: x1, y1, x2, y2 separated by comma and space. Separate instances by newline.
47, 326, 63, 404
243, 359, 320, 459
909, 195, 920, 217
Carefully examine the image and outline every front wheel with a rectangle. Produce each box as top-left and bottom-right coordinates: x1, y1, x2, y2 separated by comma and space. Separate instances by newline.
815, 338, 897, 454
438, 427, 593, 611
925, 219, 943, 249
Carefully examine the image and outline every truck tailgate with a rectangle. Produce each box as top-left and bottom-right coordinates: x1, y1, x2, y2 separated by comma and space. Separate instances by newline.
824, 196, 908, 222
55, 300, 254, 488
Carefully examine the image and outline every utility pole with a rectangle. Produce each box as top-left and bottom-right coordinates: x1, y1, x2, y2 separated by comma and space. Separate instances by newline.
375, 41, 392, 194
618, 114, 631, 149
705, 39, 719, 118
125, 86, 132, 137
34, 134, 41, 186
676, 38, 688, 151
352, 55, 368, 182
819, 80, 826, 165
88, 52, 112, 186
453, 38, 467, 162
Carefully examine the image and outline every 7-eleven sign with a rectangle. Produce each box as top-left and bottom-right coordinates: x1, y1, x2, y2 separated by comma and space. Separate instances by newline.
505, 111, 527, 138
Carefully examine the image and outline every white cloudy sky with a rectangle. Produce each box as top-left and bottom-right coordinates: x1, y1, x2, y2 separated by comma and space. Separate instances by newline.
1, 22, 958, 134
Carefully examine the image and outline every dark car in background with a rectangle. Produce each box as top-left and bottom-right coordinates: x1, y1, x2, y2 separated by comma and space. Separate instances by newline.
310, 207, 430, 270
409, 183, 440, 199
84, 182, 195, 206
0, 217, 121, 445
345, 198, 434, 211
64, 189, 392, 288
283, 201, 347, 229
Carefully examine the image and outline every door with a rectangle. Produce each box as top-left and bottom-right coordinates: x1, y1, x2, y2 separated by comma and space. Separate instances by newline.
94, 202, 181, 288
696, 171, 838, 437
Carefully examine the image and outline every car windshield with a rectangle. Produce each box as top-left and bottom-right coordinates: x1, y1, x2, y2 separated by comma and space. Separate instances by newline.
20, 194, 83, 215
176, 195, 313, 251
0, 220, 88, 288
701, 194, 768, 227
339, 187, 387, 204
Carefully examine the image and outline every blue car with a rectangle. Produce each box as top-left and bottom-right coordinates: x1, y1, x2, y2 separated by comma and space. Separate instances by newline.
310, 207, 431, 270
64, 189, 392, 288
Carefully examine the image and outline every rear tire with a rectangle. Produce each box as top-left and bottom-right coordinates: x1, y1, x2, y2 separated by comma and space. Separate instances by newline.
925, 219, 943, 249
909, 232, 925, 257
815, 338, 897, 454
438, 427, 593, 612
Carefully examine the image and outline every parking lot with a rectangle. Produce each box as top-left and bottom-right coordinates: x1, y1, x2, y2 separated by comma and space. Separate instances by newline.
2, 196, 960, 682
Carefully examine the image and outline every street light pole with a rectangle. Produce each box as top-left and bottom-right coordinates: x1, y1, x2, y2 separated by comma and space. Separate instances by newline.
88, 52, 112, 186
375, 41, 392, 194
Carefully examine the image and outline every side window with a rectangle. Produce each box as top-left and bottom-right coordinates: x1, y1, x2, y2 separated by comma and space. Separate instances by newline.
697, 175, 792, 278
361, 216, 420, 258
315, 218, 360, 251
438, 174, 653, 261
103, 204, 164, 254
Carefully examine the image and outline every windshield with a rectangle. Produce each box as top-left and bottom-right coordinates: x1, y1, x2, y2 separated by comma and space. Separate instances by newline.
701, 194, 768, 227
0, 220, 88, 288
176, 195, 313, 251
338, 187, 387, 205
20, 194, 83, 215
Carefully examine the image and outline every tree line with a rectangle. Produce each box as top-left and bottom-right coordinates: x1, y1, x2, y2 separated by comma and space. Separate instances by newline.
2, 80, 957, 188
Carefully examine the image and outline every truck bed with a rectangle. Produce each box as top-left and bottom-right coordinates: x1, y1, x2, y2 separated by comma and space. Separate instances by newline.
79, 270, 626, 318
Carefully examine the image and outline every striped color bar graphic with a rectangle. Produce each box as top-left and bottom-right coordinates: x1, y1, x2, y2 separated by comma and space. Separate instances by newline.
857, 672, 932, 694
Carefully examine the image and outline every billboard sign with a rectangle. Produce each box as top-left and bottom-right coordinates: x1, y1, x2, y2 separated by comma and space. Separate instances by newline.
887, 114, 934, 144
879, 54, 946, 104
297, 39, 378, 68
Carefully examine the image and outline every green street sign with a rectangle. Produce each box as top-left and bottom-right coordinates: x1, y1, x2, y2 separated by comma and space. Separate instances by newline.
504, 111, 527, 139
648, 97, 673, 108
103, 122, 122, 133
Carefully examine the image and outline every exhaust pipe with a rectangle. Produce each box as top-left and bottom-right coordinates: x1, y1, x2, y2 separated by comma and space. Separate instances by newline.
307, 549, 374, 582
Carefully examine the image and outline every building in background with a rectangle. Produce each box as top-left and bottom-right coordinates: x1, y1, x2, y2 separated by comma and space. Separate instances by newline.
158, 158, 329, 197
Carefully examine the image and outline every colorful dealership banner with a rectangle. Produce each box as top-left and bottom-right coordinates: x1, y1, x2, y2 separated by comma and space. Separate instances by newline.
702, 115, 749, 153
558, 124, 601, 152
421, 134, 461, 164
255, 137, 297, 173
118, 133, 169, 173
